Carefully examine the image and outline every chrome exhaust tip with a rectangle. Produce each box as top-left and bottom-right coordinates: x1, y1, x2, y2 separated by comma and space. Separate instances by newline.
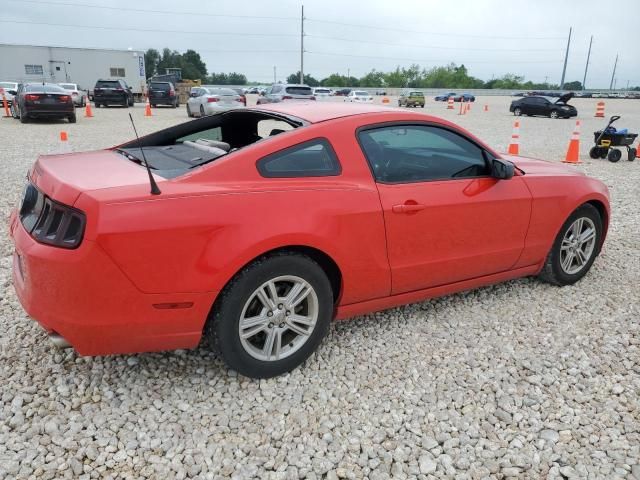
49, 333, 71, 349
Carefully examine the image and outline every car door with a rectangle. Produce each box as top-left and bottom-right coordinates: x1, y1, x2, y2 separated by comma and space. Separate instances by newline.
358, 124, 532, 294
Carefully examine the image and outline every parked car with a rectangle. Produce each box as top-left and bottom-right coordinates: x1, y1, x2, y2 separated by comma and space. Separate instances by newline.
58, 83, 87, 107
256, 84, 315, 104
575, 91, 592, 98
93, 79, 134, 108
509, 93, 577, 119
591, 92, 607, 98
345, 90, 373, 103
148, 81, 179, 108
375, 90, 387, 96
186, 87, 244, 117
453, 93, 475, 102
398, 91, 425, 108
512, 92, 526, 97
10, 102, 610, 378
10, 83, 75, 123
434, 92, 456, 101
313, 87, 332, 100
247, 87, 260, 94
0, 81, 19, 107
334, 88, 351, 96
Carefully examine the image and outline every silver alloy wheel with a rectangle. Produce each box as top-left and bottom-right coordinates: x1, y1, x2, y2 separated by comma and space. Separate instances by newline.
514, 107, 522, 116
550, 110, 559, 119
239, 275, 319, 362
560, 217, 597, 275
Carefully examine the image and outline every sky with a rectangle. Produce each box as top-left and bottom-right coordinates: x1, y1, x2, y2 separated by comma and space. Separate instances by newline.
2, 0, 639, 88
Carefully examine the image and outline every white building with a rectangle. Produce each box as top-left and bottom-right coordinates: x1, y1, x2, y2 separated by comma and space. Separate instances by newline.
0, 43, 146, 95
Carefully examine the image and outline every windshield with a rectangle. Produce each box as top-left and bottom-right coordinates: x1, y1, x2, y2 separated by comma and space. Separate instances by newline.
410, 92, 424, 97
96, 81, 120, 88
1, 82, 17, 89
285, 86, 312, 95
25, 84, 66, 93
355, 91, 369, 96
315, 89, 330, 93
150, 82, 171, 90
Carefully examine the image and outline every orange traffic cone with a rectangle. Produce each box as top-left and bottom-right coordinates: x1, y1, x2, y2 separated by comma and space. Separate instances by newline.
594, 101, 605, 118
458, 99, 465, 115
447, 97, 454, 109
84, 95, 93, 118
563, 120, 582, 164
145, 95, 152, 117
58, 131, 71, 154
1, 90, 10, 117
507, 121, 520, 155
466, 101, 471, 112
484, 104, 489, 112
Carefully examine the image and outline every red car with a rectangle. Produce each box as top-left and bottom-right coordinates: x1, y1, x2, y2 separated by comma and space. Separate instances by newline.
10, 103, 610, 378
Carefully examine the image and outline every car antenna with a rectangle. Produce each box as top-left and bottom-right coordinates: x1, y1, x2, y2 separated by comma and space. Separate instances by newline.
128, 113, 161, 195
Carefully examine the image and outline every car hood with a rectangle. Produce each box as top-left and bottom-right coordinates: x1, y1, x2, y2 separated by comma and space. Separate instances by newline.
556, 92, 574, 104
502, 154, 585, 176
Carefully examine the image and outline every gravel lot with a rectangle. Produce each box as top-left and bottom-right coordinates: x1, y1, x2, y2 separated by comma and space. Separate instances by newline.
1, 96, 638, 479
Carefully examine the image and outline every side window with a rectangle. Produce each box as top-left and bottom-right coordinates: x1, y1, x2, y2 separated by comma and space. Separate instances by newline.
359, 125, 489, 183
257, 139, 341, 178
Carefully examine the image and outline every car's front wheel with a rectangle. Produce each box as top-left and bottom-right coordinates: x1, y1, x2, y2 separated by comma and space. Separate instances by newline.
549, 110, 559, 119
513, 107, 522, 116
539, 204, 602, 286
206, 253, 333, 378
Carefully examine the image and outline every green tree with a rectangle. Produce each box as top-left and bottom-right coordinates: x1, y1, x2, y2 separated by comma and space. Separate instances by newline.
563, 81, 582, 91
286, 71, 320, 86
359, 69, 385, 87
227, 72, 248, 85
180, 49, 207, 80
320, 73, 348, 87
144, 48, 160, 79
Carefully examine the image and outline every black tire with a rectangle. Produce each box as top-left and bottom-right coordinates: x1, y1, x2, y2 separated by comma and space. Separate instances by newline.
186, 104, 192, 117
589, 147, 601, 159
10, 104, 18, 119
123, 97, 129, 108
68, 113, 76, 123
599, 150, 608, 159
608, 149, 622, 162
549, 110, 559, 119
539, 203, 603, 286
206, 252, 333, 378
95, 102, 101, 108
628, 148, 636, 161
199, 105, 205, 117
513, 107, 522, 116
19, 107, 28, 123
171, 100, 177, 109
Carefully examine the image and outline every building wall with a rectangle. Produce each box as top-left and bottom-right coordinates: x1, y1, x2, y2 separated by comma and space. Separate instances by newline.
0, 44, 146, 93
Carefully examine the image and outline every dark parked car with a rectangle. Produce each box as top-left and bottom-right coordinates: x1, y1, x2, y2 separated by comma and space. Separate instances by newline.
434, 92, 456, 101
334, 88, 352, 96
148, 81, 179, 108
10, 83, 75, 123
231, 88, 247, 106
509, 93, 577, 119
93, 79, 134, 108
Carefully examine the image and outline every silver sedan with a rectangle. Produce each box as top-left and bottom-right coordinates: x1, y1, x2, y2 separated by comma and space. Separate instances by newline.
186, 87, 244, 117
58, 83, 87, 107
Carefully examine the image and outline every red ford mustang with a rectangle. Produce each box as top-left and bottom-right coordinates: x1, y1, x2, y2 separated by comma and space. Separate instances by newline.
10, 103, 609, 378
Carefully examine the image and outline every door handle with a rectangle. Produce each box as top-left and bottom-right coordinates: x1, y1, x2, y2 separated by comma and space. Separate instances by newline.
392, 203, 426, 214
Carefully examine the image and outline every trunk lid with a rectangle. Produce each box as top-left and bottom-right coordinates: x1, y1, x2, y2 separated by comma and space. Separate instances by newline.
30, 150, 158, 206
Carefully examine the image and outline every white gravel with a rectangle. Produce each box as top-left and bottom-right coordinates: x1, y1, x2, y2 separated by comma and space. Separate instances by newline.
1, 97, 639, 479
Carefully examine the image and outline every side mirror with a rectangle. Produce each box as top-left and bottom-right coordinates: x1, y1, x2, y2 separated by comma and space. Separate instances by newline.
8, 90, 17, 95
491, 159, 514, 180
189, 92, 198, 97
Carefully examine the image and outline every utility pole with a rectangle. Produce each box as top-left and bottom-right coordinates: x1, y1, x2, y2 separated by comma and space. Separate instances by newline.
300, 5, 304, 84
560, 27, 572, 89
626, 80, 630, 91
582, 35, 593, 91
273, 66, 276, 83
609, 54, 618, 90
347, 68, 350, 79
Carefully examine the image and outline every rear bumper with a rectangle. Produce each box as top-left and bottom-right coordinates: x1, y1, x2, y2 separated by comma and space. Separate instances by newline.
9, 212, 216, 356
24, 106, 74, 117
150, 97, 176, 105
94, 95, 127, 104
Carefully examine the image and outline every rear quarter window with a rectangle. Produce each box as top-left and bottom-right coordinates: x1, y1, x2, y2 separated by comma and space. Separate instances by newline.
257, 138, 341, 178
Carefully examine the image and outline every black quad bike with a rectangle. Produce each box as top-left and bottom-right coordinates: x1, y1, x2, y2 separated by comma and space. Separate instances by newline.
589, 116, 637, 162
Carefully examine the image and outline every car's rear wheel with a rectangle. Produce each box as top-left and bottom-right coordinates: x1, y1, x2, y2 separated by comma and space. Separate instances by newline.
186, 104, 192, 117
549, 110, 559, 119
123, 98, 129, 108
539, 204, 602, 286
19, 107, 28, 123
627, 148, 636, 161
199, 105, 205, 116
68, 113, 76, 123
513, 107, 522, 116
206, 253, 333, 378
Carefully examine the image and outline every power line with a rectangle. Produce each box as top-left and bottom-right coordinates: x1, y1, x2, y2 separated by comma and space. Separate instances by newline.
306, 50, 565, 65
16, 0, 297, 20
306, 34, 563, 53
0, 20, 298, 37
306, 18, 565, 40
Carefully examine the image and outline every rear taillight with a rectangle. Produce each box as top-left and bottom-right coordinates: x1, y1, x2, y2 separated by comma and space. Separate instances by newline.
25, 94, 40, 101
19, 183, 85, 249
207, 97, 219, 103
59, 95, 71, 102
282, 95, 293, 100
115, 88, 124, 92
169, 90, 175, 97
309, 96, 316, 101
